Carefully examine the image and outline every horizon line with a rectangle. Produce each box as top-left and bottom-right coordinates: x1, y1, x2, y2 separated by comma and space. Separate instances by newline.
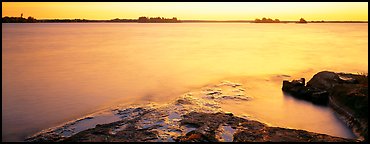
2, 16, 368, 22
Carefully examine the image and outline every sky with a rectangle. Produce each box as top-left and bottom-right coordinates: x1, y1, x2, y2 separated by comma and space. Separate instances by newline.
2, 2, 368, 21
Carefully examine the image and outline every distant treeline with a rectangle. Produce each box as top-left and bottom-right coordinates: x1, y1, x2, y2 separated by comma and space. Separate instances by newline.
254, 17, 307, 23
38, 18, 137, 23
138, 17, 179, 23
2, 16, 367, 23
2, 16, 179, 23
254, 17, 280, 23
2, 16, 37, 23
2, 16, 138, 23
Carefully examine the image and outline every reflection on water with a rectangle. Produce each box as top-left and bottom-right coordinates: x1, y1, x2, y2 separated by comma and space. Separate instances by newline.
2, 23, 367, 141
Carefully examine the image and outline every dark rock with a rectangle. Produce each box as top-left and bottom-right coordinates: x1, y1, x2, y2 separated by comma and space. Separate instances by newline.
179, 112, 356, 142
28, 74, 365, 142
225, 112, 233, 116
233, 129, 266, 142
330, 84, 368, 141
75, 116, 94, 123
311, 91, 329, 104
282, 71, 368, 141
306, 71, 342, 90
339, 75, 359, 84
207, 91, 222, 95
32, 110, 357, 142
175, 99, 193, 105
177, 131, 212, 142
25, 133, 65, 142
308, 71, 368, 141
282, 79, 313, 100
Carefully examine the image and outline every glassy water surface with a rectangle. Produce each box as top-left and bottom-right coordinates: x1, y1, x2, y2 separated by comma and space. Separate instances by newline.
2, 23, 367, 141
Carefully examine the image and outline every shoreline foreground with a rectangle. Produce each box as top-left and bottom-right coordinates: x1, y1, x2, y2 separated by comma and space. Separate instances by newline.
26, 71, 367, 142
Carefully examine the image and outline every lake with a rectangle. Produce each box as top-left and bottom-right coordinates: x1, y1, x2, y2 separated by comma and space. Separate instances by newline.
2, 23, 367, 141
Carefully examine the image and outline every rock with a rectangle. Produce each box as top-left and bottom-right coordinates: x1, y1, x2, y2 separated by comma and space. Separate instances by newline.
306, 71, 342, 90
282, 79, 312, 100
225, 112, 233, 116
75, 116, 94, 123
282, 71, 368, 141
207, 91, 222, 95
311, 91, 329, 104
27, 80, 362, 142
283, 76, 330, 105
330, 84, 368, 141
176, 99, 193, 105
338, 75, 359, 84
25, 132, 65, 142
282, 78, 305, 89
308, 71, 368, 141
179, 112, 356, 142
28, 109, 358, 142
177, 131, 212, 142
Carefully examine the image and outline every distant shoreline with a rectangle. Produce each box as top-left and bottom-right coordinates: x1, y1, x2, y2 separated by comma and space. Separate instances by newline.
2, 21, 368, 23
2, 17, 367, 24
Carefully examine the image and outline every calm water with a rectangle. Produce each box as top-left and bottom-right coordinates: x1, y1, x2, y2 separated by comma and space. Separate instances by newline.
2, 23, 368, 141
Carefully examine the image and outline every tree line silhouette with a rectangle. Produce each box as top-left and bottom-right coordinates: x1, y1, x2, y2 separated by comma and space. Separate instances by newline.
2, 15, 366, 23
254, 17, 280, 23
2, 15, 180, 23
2, 16, 37, 23
138, 17, 179, 23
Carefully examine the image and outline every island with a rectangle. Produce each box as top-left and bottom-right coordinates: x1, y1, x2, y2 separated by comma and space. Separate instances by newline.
297, 18, 307, 23
138, 17, 180, 23
254, 17, 280, 23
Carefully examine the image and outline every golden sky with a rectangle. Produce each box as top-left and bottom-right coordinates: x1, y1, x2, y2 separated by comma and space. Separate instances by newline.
2, 2, 368, 21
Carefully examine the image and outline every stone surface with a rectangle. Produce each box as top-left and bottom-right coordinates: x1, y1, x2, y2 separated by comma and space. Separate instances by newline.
26, 80, 360, 142
282, 71, 368, 141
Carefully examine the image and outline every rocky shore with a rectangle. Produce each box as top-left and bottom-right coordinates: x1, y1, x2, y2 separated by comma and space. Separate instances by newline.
25, 80, 360, 142
282, 71, 368, 141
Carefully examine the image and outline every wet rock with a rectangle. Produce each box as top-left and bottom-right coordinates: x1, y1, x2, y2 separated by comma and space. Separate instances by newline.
29, 109, 357, 142
206, 91, 222, 95
218, 81, 242, 88
75, 116, 94, 123
282, 71, 368, 141
281, 74, 291, 77
311, 91, 329, 104
306, 71, 342, 90
339, 75, 359, 84
282, 79, 313, 100
175, 99, 193, 105
225, 112, 233, 116
25, 132, 65, 142
216, 125, 236, 142
283, 76, 330, 105
307, 72, 368, 141
262, 127, 355, 142
330, 84, 368, 141
179, 112, 356, 142
233, 129, 266, 142
177, 131, 213, 142
27, 80, 361, 142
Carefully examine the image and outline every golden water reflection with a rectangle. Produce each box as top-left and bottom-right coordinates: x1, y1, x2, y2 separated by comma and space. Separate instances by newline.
2, 23, 367, 141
